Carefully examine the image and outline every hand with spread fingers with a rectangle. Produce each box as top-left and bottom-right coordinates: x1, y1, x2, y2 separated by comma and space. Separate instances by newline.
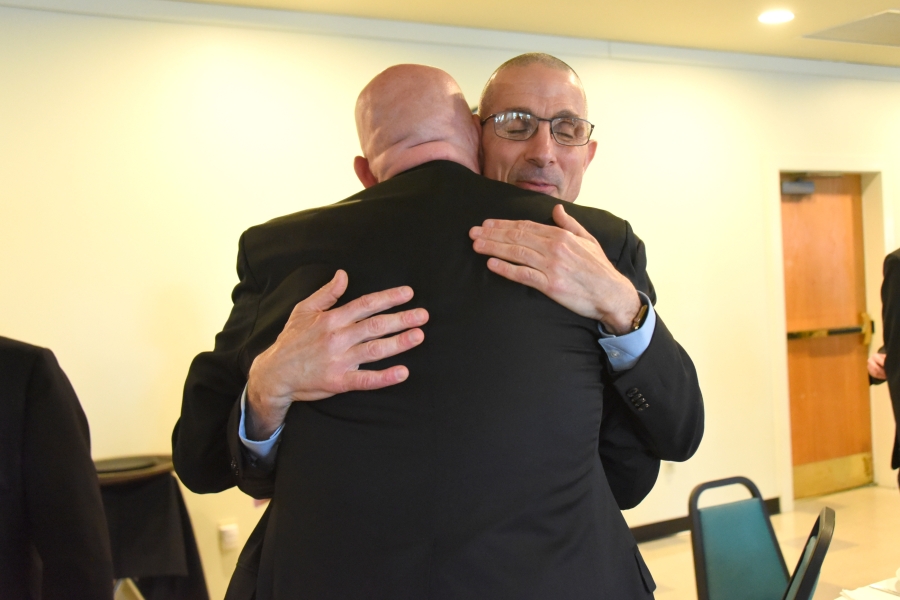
246, 269, 428, 440
470, 203, 641, 335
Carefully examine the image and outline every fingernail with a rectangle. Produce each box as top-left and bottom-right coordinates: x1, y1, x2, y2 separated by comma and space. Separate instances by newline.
473, 239, 484, 249
471, 226, 482, 236
484, 220, 495, 228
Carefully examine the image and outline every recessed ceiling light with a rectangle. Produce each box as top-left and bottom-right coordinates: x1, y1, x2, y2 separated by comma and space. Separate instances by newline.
759, 9, 795, 24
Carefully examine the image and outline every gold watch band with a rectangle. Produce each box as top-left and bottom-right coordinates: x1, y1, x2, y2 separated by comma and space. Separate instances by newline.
632, 303, 649, 331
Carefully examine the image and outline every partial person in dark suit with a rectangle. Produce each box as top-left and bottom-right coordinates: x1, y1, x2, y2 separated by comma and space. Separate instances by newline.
0, 336, 114, 600
867, 247, 900, 488
174, 63, 701, 598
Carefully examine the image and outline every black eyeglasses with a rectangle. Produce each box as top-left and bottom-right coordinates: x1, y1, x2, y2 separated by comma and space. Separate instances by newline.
481, 110, 594, 146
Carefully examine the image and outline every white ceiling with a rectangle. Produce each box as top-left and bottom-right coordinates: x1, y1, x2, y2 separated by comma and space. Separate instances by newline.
175, 0, 900, 68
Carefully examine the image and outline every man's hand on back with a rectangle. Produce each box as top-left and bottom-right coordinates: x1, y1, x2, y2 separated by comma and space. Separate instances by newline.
246, 269, 429, 440
469, 204, 641, 335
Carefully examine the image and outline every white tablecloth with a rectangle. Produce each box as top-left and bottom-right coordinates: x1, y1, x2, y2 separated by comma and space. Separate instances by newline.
837, 577, 900, 599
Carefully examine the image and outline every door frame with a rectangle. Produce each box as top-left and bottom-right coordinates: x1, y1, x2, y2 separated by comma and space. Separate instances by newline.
765, 154, 893, 511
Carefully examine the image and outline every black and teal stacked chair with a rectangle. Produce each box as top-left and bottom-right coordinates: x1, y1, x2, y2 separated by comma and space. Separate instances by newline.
689, 476, 834, 600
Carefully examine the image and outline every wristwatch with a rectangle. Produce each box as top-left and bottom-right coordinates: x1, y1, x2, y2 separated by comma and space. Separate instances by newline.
631, 303, 649, 331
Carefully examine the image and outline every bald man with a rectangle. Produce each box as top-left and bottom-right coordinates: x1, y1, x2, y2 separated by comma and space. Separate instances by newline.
174, 65, 659, 598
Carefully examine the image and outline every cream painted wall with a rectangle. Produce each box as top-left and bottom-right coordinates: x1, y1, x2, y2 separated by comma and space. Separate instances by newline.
3, 1, 900, 596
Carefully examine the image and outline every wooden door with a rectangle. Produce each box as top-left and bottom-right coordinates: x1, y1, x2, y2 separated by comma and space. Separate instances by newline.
781, 173, 873, 499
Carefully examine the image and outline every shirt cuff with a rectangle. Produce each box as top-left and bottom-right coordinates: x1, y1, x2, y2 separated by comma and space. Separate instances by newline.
597, 291, 656, 372
239, 385, 283, 466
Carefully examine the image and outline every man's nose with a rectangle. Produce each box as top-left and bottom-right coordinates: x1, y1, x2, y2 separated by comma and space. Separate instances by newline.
524, 122, 556, 167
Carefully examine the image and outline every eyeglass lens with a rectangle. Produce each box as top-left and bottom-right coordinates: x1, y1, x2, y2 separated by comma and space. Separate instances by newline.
493, 111, 592, 146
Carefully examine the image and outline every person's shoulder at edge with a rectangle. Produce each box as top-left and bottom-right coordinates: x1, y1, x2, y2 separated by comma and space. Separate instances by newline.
0, 336, 46, 372
883, 249, 900, 283
887, 248, 900, 266
0, 335, 41, 353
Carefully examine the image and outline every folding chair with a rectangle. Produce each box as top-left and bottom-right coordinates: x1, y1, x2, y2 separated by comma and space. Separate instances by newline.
689, 476, 789, 600
689, 476, 835, 600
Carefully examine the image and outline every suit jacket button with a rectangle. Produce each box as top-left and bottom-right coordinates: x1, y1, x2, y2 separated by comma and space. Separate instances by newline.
627, 387, 639, 397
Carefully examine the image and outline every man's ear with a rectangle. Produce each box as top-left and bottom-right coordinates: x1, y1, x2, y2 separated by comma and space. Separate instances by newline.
472, 114, 484, 171
354, 156, 378, 189
583, 140, 598, 170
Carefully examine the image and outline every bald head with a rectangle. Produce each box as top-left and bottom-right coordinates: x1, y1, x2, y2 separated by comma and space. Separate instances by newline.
354, 64, 480, 186
479, 53, 587, 118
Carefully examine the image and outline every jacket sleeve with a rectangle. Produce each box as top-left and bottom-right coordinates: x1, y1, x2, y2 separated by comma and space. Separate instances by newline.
598, 387, 660, 510
226, 398, 277, 499
23, 348, 114, 598
608, 221, 705, 462
173, 232, 263, 493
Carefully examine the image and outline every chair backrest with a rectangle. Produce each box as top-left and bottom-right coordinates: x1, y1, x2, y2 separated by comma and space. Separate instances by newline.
781, 507, 835, 600
689, 476, 789, 600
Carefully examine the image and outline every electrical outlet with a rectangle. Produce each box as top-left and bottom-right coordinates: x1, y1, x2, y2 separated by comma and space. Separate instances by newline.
218, 522, 240, 552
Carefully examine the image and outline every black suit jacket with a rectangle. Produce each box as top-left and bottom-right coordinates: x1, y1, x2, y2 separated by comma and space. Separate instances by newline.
0, 337, 114, 600
880, 249, 900, 469
174, 161, 704, 598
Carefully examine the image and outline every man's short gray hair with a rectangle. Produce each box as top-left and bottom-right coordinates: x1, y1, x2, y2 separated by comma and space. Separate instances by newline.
478, 53, 587, 117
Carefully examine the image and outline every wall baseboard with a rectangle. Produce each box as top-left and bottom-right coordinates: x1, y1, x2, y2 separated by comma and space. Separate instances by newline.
630, 497, 781, 543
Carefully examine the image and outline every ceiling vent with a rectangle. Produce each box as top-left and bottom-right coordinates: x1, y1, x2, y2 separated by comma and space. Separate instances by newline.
805, 10, 900, 47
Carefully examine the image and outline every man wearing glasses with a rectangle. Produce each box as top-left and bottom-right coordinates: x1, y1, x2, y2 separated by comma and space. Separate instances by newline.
472, 53, 704, 471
